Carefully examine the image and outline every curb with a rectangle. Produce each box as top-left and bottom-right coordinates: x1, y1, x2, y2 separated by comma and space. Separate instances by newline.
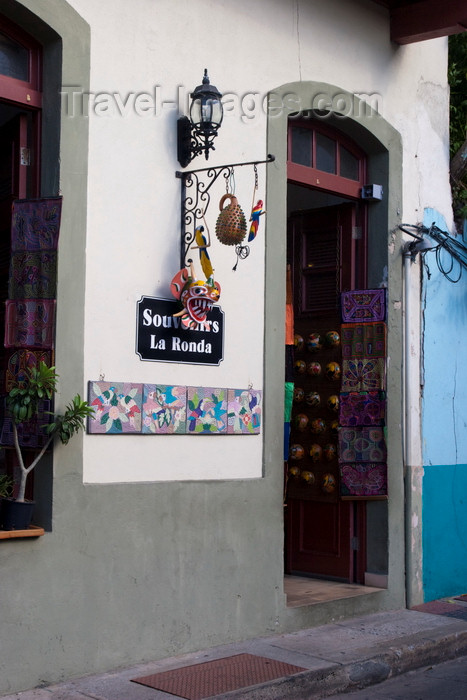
219, 626, 467, 699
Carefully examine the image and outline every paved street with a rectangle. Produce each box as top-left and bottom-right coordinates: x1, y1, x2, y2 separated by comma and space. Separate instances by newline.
326, 655, 467, 699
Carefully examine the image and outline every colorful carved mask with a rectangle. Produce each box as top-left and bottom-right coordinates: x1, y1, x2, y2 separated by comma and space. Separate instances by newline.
171, 261, 221, 330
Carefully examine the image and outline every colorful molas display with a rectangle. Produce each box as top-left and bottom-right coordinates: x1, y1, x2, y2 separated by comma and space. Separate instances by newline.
301, 471, 316, 485
309, 443, 322, 462
325, 330, 340, 347
294, 359, 307, 374
327, 394, 339, 412
323, 443, 337, 461
322, 473, 337, 493
289, 443, 305, 460
288, 465, 300, 477
293, 387, 305, 403
294, 413, 309, 431
306, 332, 322, 353
294, 334, 304, 352
310, 417, 326, 434
307, 361, 322, 376
330, 420, 339, 437
306, 391, 321, 408
325, 361, 341, 381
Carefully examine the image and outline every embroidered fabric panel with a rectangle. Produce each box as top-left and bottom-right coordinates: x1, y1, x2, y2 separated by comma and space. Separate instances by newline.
9, 251, 58, 299
5, 349, 52, 392
0, 397, 52, 448
341, 358, 386, 392
339, 463, 387, 497
227, 389, 262, 434
341, 322, 386, 359
341, 289, 386, 323
338, 426, 387, 463
4, 299, 56, 348
339, 391, 386, 425
142, 384, 187, 434
11, 197, 62, 251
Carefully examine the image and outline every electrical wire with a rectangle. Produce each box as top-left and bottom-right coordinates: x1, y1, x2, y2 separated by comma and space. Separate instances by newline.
399, 222, 467, 283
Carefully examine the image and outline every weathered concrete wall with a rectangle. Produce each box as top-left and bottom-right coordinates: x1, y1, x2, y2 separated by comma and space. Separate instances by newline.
0, 0, 452, 694
421, 209, 467, 601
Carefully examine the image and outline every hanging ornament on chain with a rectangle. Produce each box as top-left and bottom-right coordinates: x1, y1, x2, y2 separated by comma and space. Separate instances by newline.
215, 168, 248, 255
233, 164, 265, 270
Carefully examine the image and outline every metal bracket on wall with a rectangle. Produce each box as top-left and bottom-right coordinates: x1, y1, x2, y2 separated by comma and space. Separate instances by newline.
175, 154, 275, 270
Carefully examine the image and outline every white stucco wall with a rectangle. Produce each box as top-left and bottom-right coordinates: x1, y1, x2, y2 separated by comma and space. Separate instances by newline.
59, 0, 451, 484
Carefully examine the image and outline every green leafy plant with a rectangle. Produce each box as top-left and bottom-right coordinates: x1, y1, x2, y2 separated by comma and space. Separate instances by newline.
0, 474, 14, 499
6, 362, 94, 502
448, 34, 467, 226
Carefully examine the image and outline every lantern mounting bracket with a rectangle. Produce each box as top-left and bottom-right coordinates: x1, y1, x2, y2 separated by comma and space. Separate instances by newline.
175, 154, 275, 269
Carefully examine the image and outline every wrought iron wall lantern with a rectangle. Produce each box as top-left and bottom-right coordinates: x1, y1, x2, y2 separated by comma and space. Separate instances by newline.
177, 69, 223, 168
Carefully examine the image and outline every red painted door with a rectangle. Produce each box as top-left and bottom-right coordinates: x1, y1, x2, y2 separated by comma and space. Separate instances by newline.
285, 204, 365, 582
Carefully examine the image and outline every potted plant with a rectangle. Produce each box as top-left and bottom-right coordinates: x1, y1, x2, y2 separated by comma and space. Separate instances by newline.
0, 473, 13, 499
2, 362, 94, 530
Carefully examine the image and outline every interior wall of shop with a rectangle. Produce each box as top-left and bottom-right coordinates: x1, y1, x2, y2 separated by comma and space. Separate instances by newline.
421, 209, 467, 602
0, 0, 452, 695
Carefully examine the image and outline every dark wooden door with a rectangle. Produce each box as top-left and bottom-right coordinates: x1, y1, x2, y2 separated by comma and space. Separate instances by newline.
285, 203, 365, 582
0, 114, 28, 392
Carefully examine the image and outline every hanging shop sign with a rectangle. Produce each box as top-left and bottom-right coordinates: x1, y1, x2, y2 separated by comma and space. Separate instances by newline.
136, 296, 224, 365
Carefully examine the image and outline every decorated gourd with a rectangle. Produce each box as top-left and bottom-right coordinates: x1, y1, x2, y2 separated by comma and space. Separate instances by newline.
215, 194, 247, 246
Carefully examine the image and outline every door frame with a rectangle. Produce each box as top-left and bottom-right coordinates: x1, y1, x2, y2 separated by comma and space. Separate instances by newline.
265, 81, 405, 603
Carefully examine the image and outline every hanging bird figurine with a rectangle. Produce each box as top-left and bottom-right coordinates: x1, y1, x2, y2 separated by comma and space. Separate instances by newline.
248, 199, 265, 242
194, 225, 213, 280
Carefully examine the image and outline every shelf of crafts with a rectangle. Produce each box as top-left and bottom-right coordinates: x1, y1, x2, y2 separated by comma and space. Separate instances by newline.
0, 525, 45, 539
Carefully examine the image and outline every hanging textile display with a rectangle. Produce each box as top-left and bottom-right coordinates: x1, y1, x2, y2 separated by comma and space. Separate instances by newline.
5, 349, 52, 392
10, 197, 62, 252
339, 391, 386, 426
4, 299, 56, 349
8, 250, 58, 299
339, 463, 387, 498
341, 321, 386, 392
341, 288, 386, 323
338, 291, 388, 499
337, 426, 387, 462
2, 197, 62, 447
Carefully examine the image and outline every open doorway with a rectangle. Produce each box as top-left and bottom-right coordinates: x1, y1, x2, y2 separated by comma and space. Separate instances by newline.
284, 120, 374, 590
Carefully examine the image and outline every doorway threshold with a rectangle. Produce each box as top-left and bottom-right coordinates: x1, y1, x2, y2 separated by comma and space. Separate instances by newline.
285, 574, 382, 608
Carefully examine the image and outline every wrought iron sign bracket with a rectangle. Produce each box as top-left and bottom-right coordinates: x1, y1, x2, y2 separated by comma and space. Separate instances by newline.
175, 154, 275, 269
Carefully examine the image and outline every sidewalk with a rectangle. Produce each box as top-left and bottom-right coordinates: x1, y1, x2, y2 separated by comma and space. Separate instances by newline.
4, 599, 467, 700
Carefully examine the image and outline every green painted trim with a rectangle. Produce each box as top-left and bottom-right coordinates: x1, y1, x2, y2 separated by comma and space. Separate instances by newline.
1, 0, 90, 520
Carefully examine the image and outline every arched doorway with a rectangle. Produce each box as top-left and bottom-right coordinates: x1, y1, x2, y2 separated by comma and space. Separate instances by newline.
284, 119, 368, 582
265, 82, 405, 604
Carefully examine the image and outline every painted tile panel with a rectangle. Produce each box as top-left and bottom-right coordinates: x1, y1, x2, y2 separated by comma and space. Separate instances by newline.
88, 381, 143, 434
142, 384, 187, 434
227, 389, 262, 434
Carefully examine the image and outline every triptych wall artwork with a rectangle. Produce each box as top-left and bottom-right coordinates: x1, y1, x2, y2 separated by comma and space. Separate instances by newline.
87, 381, 262, 436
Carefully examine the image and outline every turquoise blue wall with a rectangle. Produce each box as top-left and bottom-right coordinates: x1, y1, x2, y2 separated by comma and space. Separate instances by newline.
422, 209, 467, 601
423, 464, 467, 601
